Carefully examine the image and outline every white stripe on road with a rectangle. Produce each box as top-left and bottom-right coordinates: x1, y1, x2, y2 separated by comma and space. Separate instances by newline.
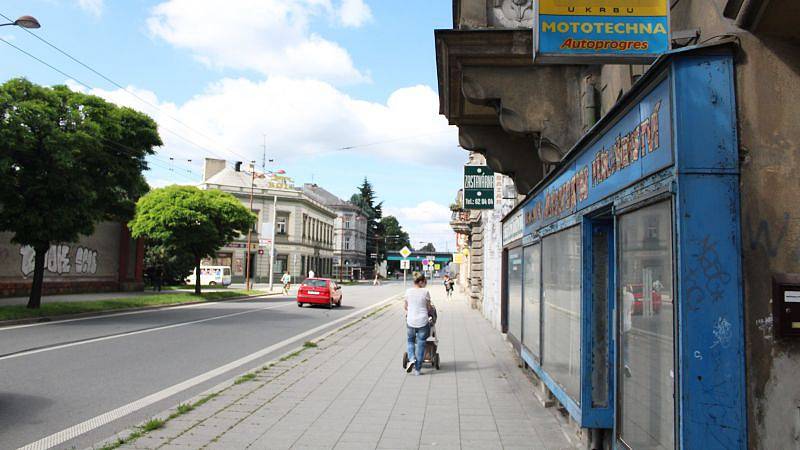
0, 302, 293, 362
0, 294, 280, 332
18, 293, 400, 450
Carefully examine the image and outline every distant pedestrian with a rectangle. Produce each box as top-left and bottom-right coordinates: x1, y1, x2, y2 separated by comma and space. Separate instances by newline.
308, 269, 315, 279
281, 271, 292, 295
443, 275, 454, 299
153, 266, 163, 292
404, 274, 433, 376
373, 273, 381, 286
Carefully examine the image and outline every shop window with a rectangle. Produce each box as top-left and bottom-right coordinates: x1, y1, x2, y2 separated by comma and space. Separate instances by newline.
542, 226, 582, 402
523, 243, 541, 360
507, 247, 523, 343
617, 201, 675, 449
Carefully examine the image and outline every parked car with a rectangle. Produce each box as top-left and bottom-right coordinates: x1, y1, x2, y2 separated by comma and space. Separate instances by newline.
185, 266, 231, 286
628, 283, 662, 315
297, 278, 342, 309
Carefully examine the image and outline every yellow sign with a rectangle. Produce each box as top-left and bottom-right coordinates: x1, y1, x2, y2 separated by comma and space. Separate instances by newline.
453, 253, 464, 264
539, 0, 667, 17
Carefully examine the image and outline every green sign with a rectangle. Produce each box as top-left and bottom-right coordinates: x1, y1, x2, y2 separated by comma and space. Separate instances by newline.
464, 165, 495, 210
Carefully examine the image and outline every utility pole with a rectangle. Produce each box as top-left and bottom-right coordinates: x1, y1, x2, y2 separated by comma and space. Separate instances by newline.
244, 160, 256, 291
263, 135, 278, 293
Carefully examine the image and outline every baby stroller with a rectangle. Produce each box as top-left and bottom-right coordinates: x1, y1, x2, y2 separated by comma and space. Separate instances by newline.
402, 306, 440, 370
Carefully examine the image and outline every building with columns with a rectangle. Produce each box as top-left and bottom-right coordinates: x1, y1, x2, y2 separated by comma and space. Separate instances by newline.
302, 184, 368, 280
201, 159, 336, 283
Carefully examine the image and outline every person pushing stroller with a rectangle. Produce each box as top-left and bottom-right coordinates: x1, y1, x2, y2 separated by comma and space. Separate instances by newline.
443, 274, 454, 298
404, 274, 440, 375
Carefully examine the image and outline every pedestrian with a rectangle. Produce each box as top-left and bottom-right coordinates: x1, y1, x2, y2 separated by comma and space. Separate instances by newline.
443, 274, 454, 299
308, 269, 315, 279
153, 266, 163, 292
280, 271, 292, 295
404, 274, 433, 376
373, 272, 381, 286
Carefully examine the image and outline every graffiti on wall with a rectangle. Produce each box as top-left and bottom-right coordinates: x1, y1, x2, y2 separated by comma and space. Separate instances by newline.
19, 245, 99, 278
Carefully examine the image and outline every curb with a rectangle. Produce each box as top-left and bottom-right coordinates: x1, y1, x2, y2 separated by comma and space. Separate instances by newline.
91, 295, 401, 450
0, 292, 282, 328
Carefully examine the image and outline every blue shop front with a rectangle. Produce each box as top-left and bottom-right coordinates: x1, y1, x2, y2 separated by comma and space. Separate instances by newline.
501, 44, 746, 449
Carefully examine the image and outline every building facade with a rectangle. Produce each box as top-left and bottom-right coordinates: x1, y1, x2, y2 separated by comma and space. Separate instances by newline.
201, 159, 336, 283
0, 222, 144, 297
436, 1, 800, 448
302, 184, 368, 280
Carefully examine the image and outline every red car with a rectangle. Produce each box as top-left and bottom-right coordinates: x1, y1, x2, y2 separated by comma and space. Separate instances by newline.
629, 284, 662, 315
297, 278, 342, 309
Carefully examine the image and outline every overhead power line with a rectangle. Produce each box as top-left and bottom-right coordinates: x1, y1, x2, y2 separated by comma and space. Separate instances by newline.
0, 11, 253, 164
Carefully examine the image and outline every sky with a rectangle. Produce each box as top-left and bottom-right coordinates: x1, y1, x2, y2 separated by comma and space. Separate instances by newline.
0, 0, 462, 252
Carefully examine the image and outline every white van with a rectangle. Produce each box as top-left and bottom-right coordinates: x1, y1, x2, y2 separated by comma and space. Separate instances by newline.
185, 266, 232, 286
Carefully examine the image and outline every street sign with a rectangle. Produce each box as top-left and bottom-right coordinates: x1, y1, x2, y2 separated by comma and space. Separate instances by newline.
258, 249, 264, 255
453, 253, 464, 264
434, 264, 441, 270
399, 246, 412, 259
400, 259, 410, 270
421, 259, 429, 266
258, 239, 271, 247
534, 0, 670, 64
464, 165, 495, 210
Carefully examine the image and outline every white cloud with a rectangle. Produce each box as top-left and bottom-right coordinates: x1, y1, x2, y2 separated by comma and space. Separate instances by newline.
66, 76, 457, 170
385, 201, 455, 253
147, 179, 198, 189
339, 0, 372, 27
76, 0, 103, 16
147, 0, 369, 84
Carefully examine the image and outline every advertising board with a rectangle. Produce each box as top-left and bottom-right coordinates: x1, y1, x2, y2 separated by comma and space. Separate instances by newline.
534, 0, 669, 63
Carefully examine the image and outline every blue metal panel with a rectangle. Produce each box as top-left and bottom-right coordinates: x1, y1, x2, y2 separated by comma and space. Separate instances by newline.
523, 78, 673, 236
672, 54, 746, 449
580, 218, 616, 429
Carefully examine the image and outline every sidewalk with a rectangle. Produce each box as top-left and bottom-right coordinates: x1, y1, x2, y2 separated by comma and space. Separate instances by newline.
102, 289, 575, 450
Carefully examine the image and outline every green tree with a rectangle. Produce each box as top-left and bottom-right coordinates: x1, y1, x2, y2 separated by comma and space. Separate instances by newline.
128, 186, 255, 295
144, 243, 195, 286
379, 216, 410, 251
351, 178, 384, 269
0, 78, 161, 309
418, 242, 436, 253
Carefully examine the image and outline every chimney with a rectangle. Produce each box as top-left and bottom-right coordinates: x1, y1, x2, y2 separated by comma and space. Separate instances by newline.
203, 158, 227, 181
234, 161, 242, 172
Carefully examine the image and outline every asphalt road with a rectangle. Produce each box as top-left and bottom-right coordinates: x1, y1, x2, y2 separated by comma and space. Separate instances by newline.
0, 282, 405, 450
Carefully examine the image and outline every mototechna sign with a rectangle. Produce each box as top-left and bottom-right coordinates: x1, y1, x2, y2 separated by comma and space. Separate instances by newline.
534, 0, 669, 63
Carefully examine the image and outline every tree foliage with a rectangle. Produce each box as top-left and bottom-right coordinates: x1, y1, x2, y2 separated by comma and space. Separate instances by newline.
351, 178, 384, 269
128, 185, 255, 294
379, 216, 410, 251
418, 242, 436, 253
0, 78, 161, 308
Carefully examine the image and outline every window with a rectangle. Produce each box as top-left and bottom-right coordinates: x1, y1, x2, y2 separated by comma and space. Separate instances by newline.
345, 237, 351, 250
618, 201, 674, 449
251, 210, 260, 232
345, 217, 351, 229
277, 216, 287, 235
507, 247, 523, 343
542, 226, 582, 402
523, 243, 541, 359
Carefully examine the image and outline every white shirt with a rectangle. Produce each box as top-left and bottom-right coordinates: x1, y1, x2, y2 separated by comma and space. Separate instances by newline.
406, 287, 431, 328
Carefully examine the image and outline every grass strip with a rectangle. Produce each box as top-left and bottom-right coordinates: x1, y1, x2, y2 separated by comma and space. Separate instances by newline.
234, 373, 257, 384
0, 290, 264, 322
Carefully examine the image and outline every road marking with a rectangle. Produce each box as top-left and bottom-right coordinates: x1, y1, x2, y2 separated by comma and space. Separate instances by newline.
18, 293, 401, 450
0, 302, 294, 362
0, 294, 284, 332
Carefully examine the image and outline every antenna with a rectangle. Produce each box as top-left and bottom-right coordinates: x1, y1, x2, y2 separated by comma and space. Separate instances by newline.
262, 134, 267, 172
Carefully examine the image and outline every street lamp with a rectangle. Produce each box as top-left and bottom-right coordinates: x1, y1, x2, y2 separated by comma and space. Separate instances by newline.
0, 15, 41, 29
